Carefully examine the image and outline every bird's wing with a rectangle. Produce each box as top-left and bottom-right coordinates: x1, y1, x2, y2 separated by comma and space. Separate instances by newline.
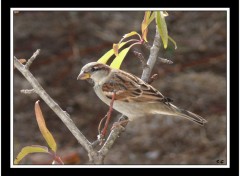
102, 70, 172, 103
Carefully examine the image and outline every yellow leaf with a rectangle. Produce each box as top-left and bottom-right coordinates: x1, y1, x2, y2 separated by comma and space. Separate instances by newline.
122, 31, 139, 39
141, 11, 155, 42
142, 28, 148, 42
35, 100, 57, 152
156, 11, 168, 49
119, 31, 141, 44
14, 145, 49, 164
97, 41, 128, 64
110, 47, 131, 69
141, 11, 151, 34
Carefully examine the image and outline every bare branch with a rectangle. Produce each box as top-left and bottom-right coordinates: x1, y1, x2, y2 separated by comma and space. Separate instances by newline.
20, 89, 36, 94
141, 27, 161, 83
144, 38, 173, 65
25, 49, 41, 69
98, 123, 125, 158
14, 53, 94, 155
158, 57, 173, 64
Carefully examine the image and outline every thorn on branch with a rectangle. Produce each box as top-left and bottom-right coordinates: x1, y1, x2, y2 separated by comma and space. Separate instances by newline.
25, 49, 41, 69
133, 51, 148, 69
158, 57, 173, 64
143, 41, 173, 65
20, 89, 36, 94
148, 74, 159, 84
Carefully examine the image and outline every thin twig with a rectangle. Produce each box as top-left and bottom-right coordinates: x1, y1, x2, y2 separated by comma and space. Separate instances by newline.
14, 53, 93, 154
20, 89, 36, 94
158, 57, 173, 64
148, 74, 159, 84
144, 40, 173, 65
25, 49, 41, 69
98, 122, 125, 158
141, 27, 161, 83
133, 50, 148, 69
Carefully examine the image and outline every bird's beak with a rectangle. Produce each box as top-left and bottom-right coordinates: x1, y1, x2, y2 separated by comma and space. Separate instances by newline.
77, 71, 91, 80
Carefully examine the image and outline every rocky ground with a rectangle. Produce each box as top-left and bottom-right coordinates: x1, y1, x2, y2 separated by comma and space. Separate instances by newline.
13, 11, 227, 165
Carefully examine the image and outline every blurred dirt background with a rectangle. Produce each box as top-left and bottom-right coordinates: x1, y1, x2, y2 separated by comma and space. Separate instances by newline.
13, 11, 227, 165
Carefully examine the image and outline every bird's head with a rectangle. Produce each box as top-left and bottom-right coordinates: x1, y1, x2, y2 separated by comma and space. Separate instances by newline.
77, 62, 111, 84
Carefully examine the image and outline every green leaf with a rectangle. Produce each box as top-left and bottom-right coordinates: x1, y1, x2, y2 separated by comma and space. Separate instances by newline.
147, 11, 156, 26
14, 145, 49, 164
35, 100, 57, 152
97, 42, 128, 64
110, 47, 131, 69
168, 36, 177, 49
156, 11, 168, 49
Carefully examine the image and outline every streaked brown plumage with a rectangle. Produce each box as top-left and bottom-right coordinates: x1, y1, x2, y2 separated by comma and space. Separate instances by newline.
77, 62, 207, 126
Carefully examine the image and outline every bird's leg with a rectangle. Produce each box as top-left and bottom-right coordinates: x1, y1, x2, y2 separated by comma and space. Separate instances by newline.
99, 91, 116, 145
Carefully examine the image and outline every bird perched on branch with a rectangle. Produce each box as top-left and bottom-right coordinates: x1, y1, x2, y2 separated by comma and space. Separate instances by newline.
77, 62, 207, 126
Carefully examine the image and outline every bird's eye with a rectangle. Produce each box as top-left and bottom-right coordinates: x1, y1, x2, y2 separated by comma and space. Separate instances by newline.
91, 67, 98, 72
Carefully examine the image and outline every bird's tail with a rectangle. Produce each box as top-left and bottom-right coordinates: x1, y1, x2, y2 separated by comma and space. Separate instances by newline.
169, 104, 207, 126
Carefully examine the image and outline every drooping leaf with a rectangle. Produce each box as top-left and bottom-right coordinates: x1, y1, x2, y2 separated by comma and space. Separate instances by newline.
14, 145, 49, 164
141, 11, 156, 42
147, 12, 156, 26
156, 11, 168, 49
118, 31, 141, 45
97, 42, 128, 64
122, 31, 140, 40
141, 11, 151, 34
168, 36, 177, 49
110, 47, 131, 69
35, 100, 57, 152
142, 28, 148, 42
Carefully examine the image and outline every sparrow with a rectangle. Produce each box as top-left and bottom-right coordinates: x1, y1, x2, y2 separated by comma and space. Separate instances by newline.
77, 62, 207, 126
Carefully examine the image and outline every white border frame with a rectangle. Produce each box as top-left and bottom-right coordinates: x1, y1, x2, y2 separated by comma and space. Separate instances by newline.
10, 8, 230, 168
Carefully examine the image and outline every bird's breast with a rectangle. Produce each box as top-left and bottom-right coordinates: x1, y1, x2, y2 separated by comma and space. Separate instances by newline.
94, 85, 111, 106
